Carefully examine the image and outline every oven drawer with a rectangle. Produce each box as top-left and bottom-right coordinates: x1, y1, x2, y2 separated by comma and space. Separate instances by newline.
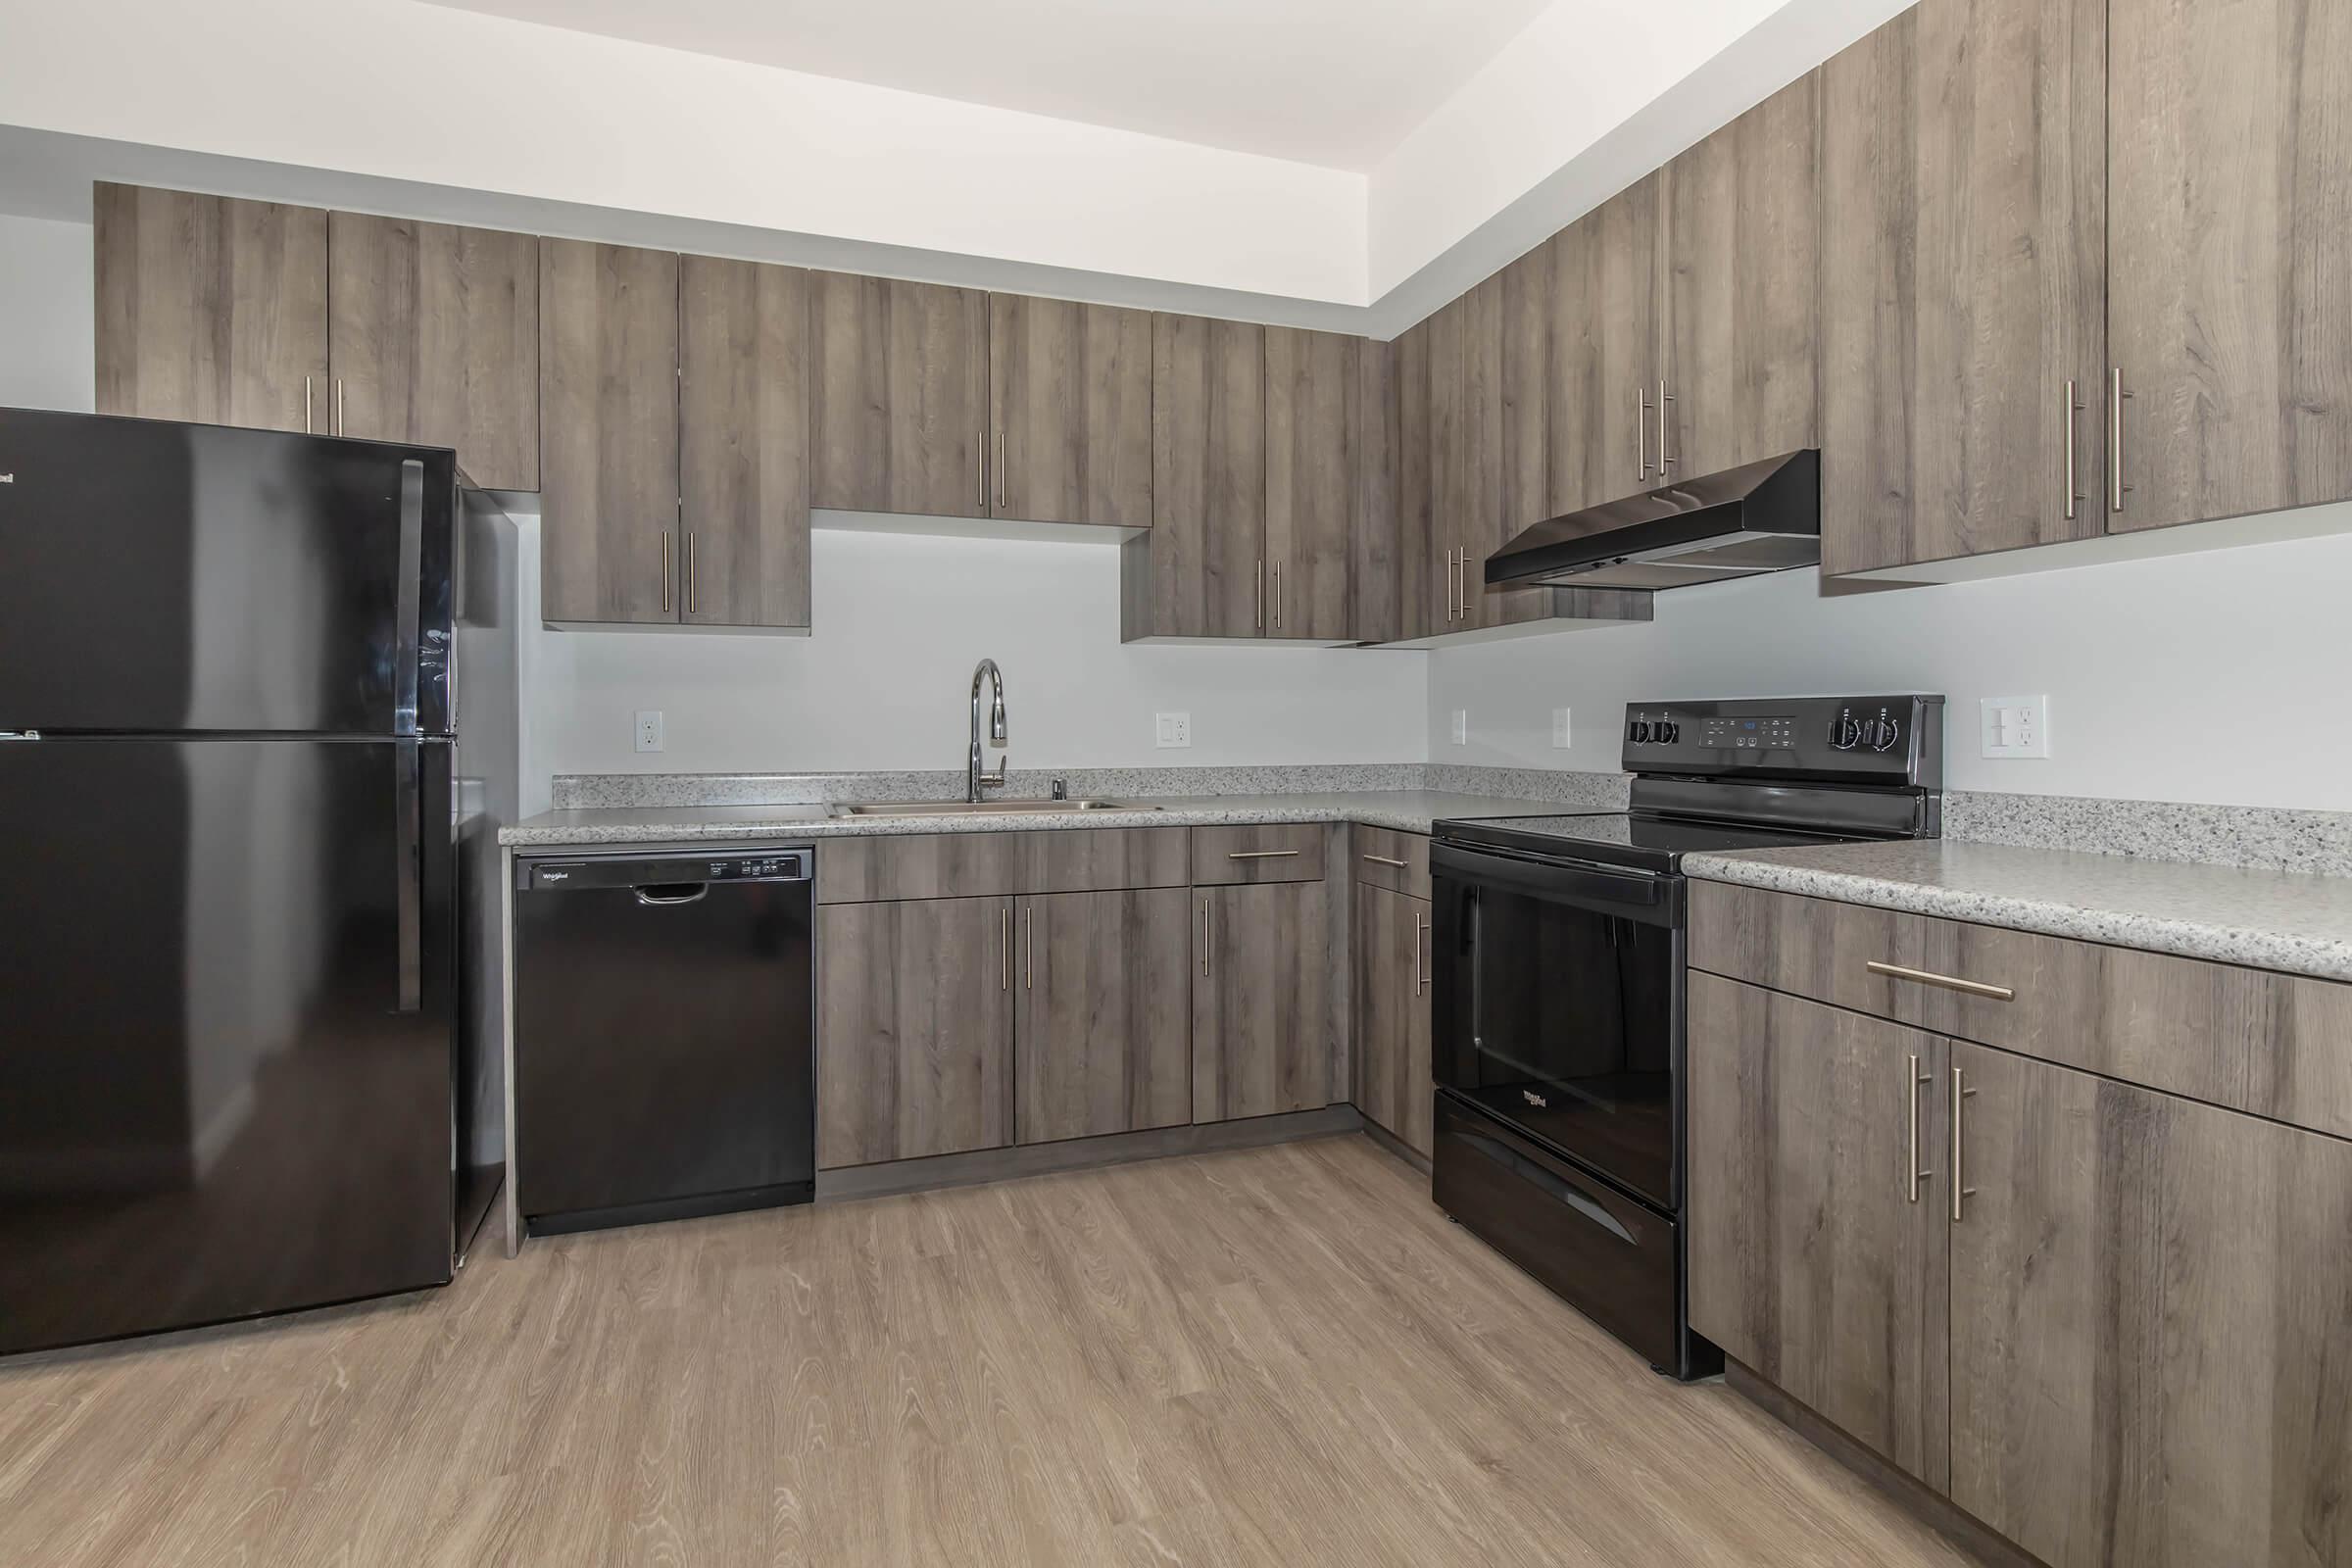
1191, 823, 1326, 884
1433, 1095, 1703, 1376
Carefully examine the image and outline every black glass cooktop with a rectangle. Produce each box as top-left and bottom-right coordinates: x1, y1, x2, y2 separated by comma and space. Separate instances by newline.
1433, 811, 1859, 872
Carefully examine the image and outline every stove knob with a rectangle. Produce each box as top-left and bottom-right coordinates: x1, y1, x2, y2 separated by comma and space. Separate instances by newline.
1628, 719, 1653, 744
1829, 713, 1862, 750
1869, 716, 1902, 752
1654, 720, 1679, 744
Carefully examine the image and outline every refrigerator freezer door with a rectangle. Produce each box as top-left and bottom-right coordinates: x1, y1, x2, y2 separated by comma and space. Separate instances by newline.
0, 737, 458, 1354
0, 410, 455, 737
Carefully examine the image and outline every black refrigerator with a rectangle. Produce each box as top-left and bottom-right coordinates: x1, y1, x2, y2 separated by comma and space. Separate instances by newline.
0, 408, 519, 1356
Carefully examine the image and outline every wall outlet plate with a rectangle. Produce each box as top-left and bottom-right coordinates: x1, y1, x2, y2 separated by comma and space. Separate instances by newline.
1551, 707, 1573, 749
634, 710, 664, 754
1450, 709, 1469, 746
1153, 711, 1192, 749
1980, 695, 2050, 759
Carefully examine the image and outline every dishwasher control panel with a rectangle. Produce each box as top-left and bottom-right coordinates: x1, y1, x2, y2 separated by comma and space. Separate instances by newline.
520, 847, 813, 892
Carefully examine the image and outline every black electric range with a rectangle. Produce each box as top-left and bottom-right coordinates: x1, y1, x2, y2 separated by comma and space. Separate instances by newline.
1425, 694, 1945, 1380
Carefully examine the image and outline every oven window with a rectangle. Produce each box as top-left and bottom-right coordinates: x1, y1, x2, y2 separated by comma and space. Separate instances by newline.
1440, 879, 1676, 1206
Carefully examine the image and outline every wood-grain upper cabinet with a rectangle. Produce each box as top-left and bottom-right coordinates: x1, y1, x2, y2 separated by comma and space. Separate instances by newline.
2106, 0, 2352, 536
1353, 882, 1432, 1158
1426, 280, 1514, 631
1688, 975, 1951, 1489
94, 184, 327, 433
1538, 173, 1663, 519
1818, 0, 2107, 575
326, 214, 539, 489
1391, 318, 1438, 640
1660, 72, 1821, 481
1945, 1043, 2352, 1568
1350, 335, 1404, 644
538, 240, 680, 626
816, 897, 1012, 1168
1264, 326, 1358, 640
1014, 889, 1191, 1145
678, 255, 810, 631
988, 294, 1152, 528
1128, 314, 1266, 638
808, 271, 988, 518
1192, 880, 1329, 1122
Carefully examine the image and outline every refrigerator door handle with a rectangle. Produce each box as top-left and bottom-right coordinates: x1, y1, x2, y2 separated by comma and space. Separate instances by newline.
392, 460, 424, 739
394, 742, 421, 1013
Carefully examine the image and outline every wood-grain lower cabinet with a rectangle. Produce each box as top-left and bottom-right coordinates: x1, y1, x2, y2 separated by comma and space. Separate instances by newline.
1191, 881, 1329, 1122
678, 255, 811, 631
1352, 883, 1432, 1158
815, 897, 1012, 1168
1686, 974, 1951, 1488
808, 271, 988, 518
1014, 889, 1191, 1144
988, 294, 1152, 528
2106, 0, 2352, 536
326, 213, 539, 489
94, 183, 327, 433
537, 239, 680, 626
1945, 1043, 2352, 1568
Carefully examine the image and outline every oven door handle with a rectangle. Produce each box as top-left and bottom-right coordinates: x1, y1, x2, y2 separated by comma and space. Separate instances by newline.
1453, 1130, 1637, 1245
1431, 842, 1668, 920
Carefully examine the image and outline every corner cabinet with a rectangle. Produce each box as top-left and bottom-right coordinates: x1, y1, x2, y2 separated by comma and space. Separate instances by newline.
1352, 880, 1433, 1157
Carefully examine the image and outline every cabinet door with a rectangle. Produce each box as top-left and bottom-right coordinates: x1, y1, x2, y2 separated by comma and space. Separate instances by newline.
1686, 975, 1950, 1489
1014, 889, 1191, 1145
1148, 314, 1266, 638
1264, 326, 1357, 640
1662, 71, 1821, 480
808, 271, 988, 518
1191, 881, 1329, 1122
94, 183, 327, 433
1429, 279, 1546, 632
989, 294, 1152, 528
1392, 318, 1439, 641
1818, 0, 2106, 575
2107, 0, 2352, 535
1544, 173, 1661, 516
326, 213, 539, 489
1352, 884, 1432, 1157
1947, 1043, 2352, 1568
1349, 335, 1403, 644
816, 898, 1012, 1168
537, 240, 679, 625
678, 255, 810, 631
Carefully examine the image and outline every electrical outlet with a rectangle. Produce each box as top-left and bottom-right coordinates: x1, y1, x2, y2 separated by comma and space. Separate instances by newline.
634, 710, 664, 754
1153, 711, 1192, 749
1980, 695, 2050, 760
1551, 708, 1573, 750
1450, 709, 1469, 746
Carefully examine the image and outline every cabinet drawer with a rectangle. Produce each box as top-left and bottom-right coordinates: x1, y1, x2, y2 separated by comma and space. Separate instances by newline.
1351, 824, 1430, 900
816, 826, 1191, 904
1191, 823, 1326, 885
1690, 880, 2352, 1141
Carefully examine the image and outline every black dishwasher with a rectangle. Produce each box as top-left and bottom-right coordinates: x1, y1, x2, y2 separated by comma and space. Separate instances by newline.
514, 847, 814, 1235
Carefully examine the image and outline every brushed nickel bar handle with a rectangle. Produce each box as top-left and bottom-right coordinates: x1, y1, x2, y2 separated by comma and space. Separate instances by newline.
1255, 559, 1265, 631
1197, 901, 1208, 977
1270, 563, 1280, 630
1024, 904, 1033, 990
1002, 904, 1010, 992
2109, 368, 2133, 514
1226, 850, 1301, 860
660, 529, 673, 612
1951, 1064, 1978, 1222
686, 532, 699, 615
335, 377, 345, 437
1867, 959, 2014, 1003
1445, 549, 1456, 622
1906, 1053, 1934, 1203
1362, 854, 1409, 868
1657, 379, 1676, 471
1634, 385, 1648, 481
994, 431, 1004, 514
304, 375, 315, 434
1412, 910, 1428, 995
2063, 378, 2082, 521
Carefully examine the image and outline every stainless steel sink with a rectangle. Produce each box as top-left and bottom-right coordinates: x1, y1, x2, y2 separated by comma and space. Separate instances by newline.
828, 799, 1160, 818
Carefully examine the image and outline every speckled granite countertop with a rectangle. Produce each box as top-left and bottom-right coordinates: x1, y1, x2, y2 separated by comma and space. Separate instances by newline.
500, 791, 1574, 848
1685, 839, 2352, 983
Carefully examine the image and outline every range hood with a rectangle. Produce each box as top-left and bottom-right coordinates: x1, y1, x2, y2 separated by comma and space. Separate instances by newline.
1486, 449, 1820, 591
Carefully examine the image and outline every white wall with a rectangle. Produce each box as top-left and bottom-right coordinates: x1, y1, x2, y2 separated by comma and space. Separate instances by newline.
0, 215, 94, 411
1428, 528, 2352, 812
520, 522, 1428, 808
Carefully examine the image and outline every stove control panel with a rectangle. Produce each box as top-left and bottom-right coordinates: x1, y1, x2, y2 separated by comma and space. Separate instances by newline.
1621, 695, 1944, 787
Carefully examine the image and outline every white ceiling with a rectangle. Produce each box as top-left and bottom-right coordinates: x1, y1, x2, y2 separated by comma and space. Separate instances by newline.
423, 0, 1555, 171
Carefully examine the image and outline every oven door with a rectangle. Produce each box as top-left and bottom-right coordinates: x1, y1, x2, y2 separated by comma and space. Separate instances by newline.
1430, 839, 1682, 1208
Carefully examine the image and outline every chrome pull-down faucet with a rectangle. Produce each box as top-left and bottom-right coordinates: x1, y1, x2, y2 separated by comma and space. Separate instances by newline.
967, 659, 1008, 802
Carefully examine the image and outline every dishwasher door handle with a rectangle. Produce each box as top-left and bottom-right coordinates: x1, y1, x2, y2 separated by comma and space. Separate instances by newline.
632, 884, 710, 906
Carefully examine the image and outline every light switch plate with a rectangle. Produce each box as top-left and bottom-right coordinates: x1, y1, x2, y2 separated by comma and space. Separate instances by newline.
1153, 711, 1192, 749
634, 710, 664, 754
1551, 707, 1573, 749
1980, 695, 2050, 759
1450, 709, 1469, 746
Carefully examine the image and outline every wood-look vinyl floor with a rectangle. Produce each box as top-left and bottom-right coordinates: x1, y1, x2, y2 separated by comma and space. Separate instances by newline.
0, 1135, 1979, 1566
